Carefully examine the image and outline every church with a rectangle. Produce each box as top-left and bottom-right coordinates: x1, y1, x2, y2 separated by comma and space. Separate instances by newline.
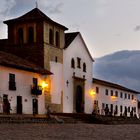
0, 8, 139, 117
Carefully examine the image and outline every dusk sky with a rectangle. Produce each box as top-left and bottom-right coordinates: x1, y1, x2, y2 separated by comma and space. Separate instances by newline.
0, 0, 140, 93
0, 0, 140, 58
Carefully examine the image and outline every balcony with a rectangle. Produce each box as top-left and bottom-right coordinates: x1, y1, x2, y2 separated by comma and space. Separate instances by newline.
31, 85, 42, 95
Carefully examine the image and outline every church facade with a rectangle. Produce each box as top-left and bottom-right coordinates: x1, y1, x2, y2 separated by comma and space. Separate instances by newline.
0, 8, 139, 116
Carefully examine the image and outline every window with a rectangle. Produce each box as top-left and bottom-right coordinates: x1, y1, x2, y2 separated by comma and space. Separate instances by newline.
110, 90, 113, 96
33, 78, 38, 88
9, 73, 15, 82
128, 94, 130, 100
133, 107, 136, 113
128, 107, 130, 112
96, 87, 99, 94
49, 29, 53, 45
110, 104, 113, 114
55, 56, 58, 62
83, 63, 86, 72
94, 100, 99, 113
55, 31, 59, 47
77, 57, 81, 68
120, 92, 123, 98
9, 73, 16, 90
132, 95, 134, 100
32, 78, 42, 95
125, 106, 127, 112
94, 100, 98, 105
125, 93, 127, 99
115, 91, 118, 97
115, 105, 118, 114
106, 104, 108, 108
71, 58, 75, 68
120, 105, 123, 113
18, 28, 24, 44
28, 27, 34, 43
102, 103, 105, 109
105, 89, 108, 96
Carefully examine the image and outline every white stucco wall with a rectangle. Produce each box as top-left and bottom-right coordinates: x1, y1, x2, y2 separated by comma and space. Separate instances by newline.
92, 83, 138, 117
0, 66, 46, 114
50, 61, 63, 104
63, 33, 93, 113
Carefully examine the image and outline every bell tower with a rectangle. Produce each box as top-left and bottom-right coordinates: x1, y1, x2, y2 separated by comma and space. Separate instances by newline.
3, 8, 68, 70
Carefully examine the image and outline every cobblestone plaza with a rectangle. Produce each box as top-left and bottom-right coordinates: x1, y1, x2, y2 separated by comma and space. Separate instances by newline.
0, 123, 140, 140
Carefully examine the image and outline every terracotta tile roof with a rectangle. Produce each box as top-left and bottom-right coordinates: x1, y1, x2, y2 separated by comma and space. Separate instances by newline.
93, 78, 139, 94
65, 32, 79, 48
4, 8, 68, 30
0, 51, 52, 75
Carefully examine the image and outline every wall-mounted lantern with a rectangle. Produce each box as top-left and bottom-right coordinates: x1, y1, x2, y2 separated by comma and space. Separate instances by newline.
111, 95, 117, 100
41, 81, 49, 89
89, 89, 96, 97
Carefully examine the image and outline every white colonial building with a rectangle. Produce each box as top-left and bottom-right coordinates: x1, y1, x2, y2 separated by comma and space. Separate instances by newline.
63, 32, 94, 113
0, 52, 52, 115
92, 78, 138, 117
0, 8, 139, 116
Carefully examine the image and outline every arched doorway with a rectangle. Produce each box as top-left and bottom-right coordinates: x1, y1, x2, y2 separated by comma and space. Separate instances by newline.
76, 85, 84, 113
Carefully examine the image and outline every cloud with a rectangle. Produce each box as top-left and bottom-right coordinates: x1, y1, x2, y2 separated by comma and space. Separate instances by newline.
36, 0, 64, 14
134, 25, 140, 32
69, 24, 80, 31
0, 0, 16, 19
94, 50, 140, 92
45, 2, 63, 14
0, 0, 16, 38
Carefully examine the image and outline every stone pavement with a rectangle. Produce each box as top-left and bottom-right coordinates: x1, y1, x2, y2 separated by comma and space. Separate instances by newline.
0, 123, 140, 140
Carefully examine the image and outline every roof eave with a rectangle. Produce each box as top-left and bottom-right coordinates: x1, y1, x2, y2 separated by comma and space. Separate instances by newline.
0, 63, 53, 75
93, 78, 140, 94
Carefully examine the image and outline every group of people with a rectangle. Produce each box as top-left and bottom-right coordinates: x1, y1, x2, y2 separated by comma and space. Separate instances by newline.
104, 106, 117, 116
92, 105, 136, 118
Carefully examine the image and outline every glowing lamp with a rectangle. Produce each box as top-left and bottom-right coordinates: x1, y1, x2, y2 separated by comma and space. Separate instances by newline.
90, 90, 96, 97
111, 95, 117, 100
41, 81, 49, 89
